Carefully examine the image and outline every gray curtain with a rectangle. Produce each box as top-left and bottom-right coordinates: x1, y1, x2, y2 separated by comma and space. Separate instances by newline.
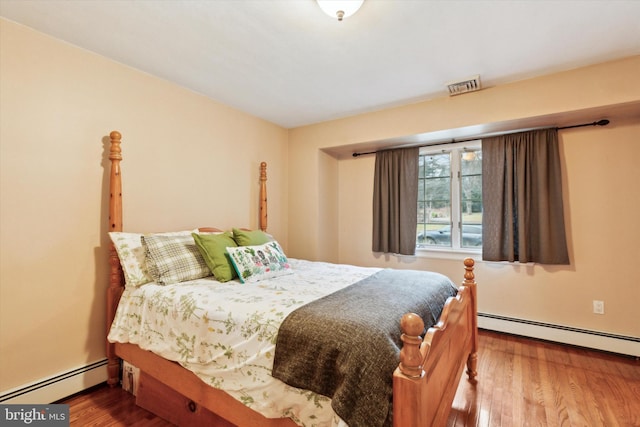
482, 128, 569, 264
372, 147, 419, 255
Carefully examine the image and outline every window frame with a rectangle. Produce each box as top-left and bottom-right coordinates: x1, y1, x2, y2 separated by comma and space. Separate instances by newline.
416, 140, 482, 257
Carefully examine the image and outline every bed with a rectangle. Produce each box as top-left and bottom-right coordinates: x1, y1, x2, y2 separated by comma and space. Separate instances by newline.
105, 130, 478, 427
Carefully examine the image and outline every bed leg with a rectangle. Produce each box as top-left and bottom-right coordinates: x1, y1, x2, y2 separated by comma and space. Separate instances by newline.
107, 354, 120, 387
466, 352, 478, 383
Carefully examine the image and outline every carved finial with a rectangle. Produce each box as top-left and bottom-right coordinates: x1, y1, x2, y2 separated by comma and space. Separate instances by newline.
109, 131, 122, 161
463, 258, 475, 284
400, 312, 424, 336
260, 162, 267, 181
398, 313, 425, 378
259, 162, 267, 232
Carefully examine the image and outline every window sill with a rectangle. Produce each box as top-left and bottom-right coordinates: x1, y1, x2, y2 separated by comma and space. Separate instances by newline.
414, 246, 482, 261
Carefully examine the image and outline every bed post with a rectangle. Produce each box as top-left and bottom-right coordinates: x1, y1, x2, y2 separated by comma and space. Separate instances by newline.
259, 162, 267, 232
393, 258, 478, 427
398, 314, 425, 378
464, 257, 478, 381
106, 131, 124, 387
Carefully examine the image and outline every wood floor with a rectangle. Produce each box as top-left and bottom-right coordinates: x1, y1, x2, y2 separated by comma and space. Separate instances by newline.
60, 330, 640, 426
448, 331, 639, 427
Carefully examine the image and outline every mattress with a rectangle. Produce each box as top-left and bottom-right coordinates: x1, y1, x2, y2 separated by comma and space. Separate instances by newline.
108, 258, 381, 426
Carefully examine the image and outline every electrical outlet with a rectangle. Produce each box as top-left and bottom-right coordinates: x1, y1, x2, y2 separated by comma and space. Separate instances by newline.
593, 300, 605, 315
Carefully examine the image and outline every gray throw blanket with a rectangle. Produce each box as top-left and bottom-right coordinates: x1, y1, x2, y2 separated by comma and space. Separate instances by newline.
272, 269, 457, 427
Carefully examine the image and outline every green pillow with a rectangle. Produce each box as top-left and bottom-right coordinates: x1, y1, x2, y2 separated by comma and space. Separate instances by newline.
192, 232, 238, 282
232, 228, 270, 246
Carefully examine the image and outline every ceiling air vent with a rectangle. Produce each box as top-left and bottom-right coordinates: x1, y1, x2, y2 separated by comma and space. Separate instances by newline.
446, 75, 481, 96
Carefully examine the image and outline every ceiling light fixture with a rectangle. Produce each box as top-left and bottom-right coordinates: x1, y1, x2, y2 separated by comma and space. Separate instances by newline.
317, 0, 364, 21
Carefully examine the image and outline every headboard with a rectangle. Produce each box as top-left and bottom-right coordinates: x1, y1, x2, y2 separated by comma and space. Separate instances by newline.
105, 130, 268, 384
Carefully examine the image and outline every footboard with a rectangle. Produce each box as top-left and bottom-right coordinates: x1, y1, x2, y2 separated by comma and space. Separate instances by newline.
393, 258, 478, 427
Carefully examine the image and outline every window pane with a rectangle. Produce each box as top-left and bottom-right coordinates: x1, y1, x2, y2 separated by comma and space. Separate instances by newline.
426, 177, 450, 202
424, 153, 450, 178
460, 224, 483, 247
417, 152, 451, 247
460, 149, 482, 248
418, 224, 453, 247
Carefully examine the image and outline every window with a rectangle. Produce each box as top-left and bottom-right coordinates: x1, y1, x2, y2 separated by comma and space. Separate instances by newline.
417, 141, 482, 251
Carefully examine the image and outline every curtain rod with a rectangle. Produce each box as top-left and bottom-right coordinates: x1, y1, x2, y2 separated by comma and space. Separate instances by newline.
351, 119, 610, 157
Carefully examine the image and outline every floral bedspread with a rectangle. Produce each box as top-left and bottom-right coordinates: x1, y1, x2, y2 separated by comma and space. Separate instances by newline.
108, 258, 380, 427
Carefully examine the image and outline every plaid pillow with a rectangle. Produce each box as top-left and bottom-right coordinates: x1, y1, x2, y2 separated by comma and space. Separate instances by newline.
142, 234, 211, 285
109, 230, 193, 287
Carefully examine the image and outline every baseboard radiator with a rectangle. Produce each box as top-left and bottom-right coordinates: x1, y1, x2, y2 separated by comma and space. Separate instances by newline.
0, 359, 108, 404
479, 312, 640, 357
1, 317, 638, 404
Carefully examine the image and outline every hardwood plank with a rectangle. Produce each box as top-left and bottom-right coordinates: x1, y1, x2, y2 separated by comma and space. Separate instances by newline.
449, 330, 640, 427
510, 337, 525, 427
60, 330, 640, 426
60, 384, 173, 427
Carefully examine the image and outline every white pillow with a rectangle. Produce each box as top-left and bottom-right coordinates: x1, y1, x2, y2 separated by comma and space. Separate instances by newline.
109, 230, 193, 287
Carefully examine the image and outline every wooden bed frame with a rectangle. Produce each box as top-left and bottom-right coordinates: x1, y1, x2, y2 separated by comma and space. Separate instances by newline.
105, 130, 478, 427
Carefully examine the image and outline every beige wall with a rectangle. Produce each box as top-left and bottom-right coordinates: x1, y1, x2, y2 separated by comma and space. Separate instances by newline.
288, 56, 640, 338
2, 15, 639, 399
0, 19, 288, 393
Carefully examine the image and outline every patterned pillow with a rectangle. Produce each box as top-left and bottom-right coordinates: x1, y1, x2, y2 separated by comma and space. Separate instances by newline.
226, 241, 293, 283
109, 230, 192, 287
142, 234, 211, 285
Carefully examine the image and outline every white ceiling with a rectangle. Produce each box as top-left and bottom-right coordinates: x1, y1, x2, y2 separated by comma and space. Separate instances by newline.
1, 0, 639, 128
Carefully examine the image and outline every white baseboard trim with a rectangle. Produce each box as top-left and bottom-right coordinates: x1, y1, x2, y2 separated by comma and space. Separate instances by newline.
0, 359, 109, 404
1, 317, 637, 404
478, 313, 640, 357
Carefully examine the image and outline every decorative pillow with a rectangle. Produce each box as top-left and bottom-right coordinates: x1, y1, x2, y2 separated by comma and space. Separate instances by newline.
192, 232, 238, 282
109, 230, 192, 287
142, 234, 211, 285
226, 241, 293, 283
232, 228, 271, 246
